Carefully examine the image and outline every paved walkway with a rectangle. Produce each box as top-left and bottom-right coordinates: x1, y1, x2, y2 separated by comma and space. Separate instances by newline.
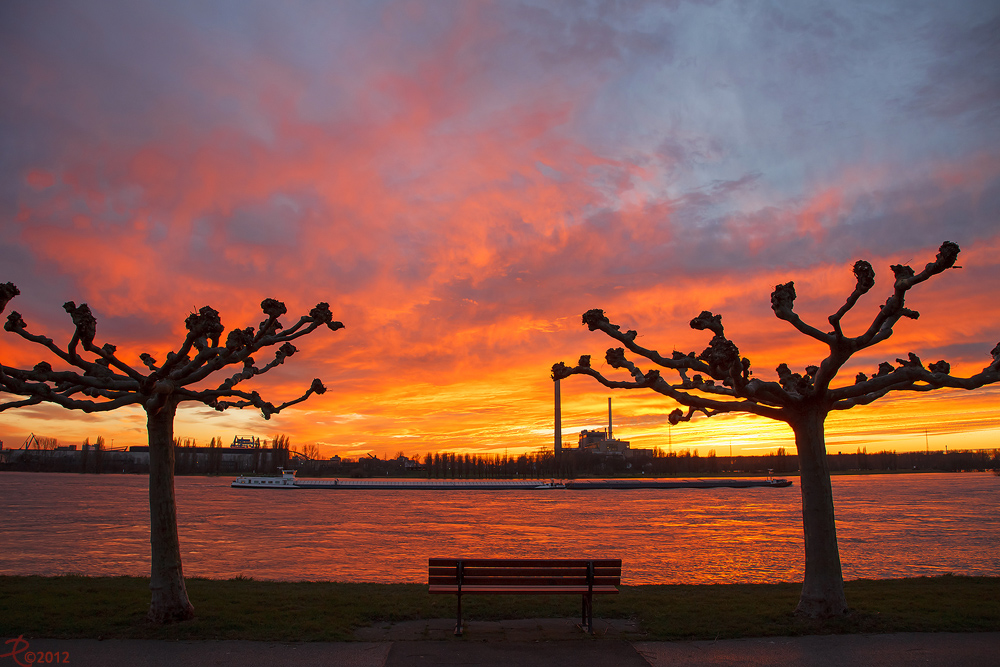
4, 622, 998, 667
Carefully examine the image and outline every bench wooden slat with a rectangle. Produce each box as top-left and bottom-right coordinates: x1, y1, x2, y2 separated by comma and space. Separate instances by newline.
429, 575, 621, 584
428, 573, 622, 580
438, 576, 620, 587
429, 567, 621, 578
430, 585, 620, 594
428, 578, 623, 587
430, 566, 619, 576
429, 579, 619, 588
429, 558, 621, 568
429, 568, 588, 578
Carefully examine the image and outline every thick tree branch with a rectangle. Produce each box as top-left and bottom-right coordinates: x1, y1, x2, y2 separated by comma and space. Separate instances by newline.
0, 372, 142, 412
581, 309, 713, 375
830, 387, 895, 410
5, 314, 81, 369
205, 378, 328, 419
0, 394, 44, 411
854, 241, 960, 350
0, 283, 19, 313
582, 308, 762, 394
86, 344, 146, 382
552, 361, 785, 420
828, 260, 876, 339
2, 361, 137, 389
770, 282, 836, 346
667, 405, 725, 424
832, 345, 1000, 407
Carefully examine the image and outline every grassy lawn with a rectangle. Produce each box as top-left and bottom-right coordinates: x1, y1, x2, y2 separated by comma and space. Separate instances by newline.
1, 575, 997, 641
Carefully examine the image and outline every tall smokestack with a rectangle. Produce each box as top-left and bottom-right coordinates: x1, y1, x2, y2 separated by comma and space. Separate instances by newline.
608, 397, 612, 440
554, 379, 562, 457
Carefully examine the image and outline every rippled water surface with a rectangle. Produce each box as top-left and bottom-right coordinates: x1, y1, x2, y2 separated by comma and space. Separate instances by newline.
1, 472, 997, 584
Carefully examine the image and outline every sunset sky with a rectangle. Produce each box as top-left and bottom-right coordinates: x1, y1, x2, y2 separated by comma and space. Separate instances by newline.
2, 0, 998, 460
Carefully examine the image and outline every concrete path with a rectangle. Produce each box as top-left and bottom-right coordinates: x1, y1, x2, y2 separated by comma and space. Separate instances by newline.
4, 624, 998, 667
634, 632, 1000, 667
0, 638, 391, 667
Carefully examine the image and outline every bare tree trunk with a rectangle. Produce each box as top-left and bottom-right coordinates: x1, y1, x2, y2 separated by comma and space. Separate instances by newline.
146, 402, 194, 623
791, 407, 848, 618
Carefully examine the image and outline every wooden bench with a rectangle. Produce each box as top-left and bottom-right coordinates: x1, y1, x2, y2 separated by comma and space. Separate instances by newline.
428, 557, 622, 635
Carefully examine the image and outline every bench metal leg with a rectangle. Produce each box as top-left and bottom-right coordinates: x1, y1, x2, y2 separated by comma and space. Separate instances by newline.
582, 593, 593, 634
455, 593, 463, 636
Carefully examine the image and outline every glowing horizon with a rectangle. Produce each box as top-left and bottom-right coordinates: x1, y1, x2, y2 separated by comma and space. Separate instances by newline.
2, 1, 998, 459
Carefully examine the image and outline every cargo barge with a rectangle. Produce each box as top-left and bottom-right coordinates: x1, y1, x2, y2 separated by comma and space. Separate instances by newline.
232, 470, 792, 490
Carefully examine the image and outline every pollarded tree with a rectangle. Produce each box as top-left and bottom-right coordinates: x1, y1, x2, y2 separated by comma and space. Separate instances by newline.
552, 242, 999, 618
0, 283, 343, 623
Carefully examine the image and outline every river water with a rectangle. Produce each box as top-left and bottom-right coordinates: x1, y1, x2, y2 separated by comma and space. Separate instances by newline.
0, 472, 996, 584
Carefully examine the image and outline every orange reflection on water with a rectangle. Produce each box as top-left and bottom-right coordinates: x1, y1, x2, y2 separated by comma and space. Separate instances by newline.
2, 472, 997, 585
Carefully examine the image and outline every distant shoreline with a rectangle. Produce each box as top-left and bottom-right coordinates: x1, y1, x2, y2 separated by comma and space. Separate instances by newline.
1, 468, 995, 478
4, 444, 994, 477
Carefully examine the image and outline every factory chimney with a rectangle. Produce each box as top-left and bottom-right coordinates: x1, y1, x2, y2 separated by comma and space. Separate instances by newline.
608, 397, 613, 440
554, 379, 562, 458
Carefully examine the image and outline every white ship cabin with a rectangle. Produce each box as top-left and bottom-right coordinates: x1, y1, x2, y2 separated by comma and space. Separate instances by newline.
231, 468, 298, 488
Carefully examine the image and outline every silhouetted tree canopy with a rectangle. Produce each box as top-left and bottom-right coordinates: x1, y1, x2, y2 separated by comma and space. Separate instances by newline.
0, 285, 344, 623
554, 241, 999, 618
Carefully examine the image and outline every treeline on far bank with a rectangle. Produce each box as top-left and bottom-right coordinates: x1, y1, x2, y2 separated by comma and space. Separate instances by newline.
2, 441, 997, 478
0, 436, 294, 476
298, 446, 999, 479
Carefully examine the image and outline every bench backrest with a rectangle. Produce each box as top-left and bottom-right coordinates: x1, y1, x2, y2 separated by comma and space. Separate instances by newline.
428, 558, 622, 589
